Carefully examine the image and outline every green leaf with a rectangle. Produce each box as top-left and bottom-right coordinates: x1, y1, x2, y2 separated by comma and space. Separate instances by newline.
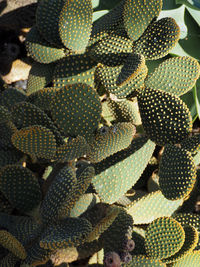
92, 10, 109, 22
176, 0, 200, 9
193, 82, 200, 120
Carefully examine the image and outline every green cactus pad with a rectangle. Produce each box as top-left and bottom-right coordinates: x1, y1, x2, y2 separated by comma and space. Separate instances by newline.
137, 87, 192, 146
95, 63, 147, 98
40, 217, 92, 249
59, 0, 92, 53
24, 241, 51, 266
27, 61, 56, 95
116, 54, 146, 86
89, 33, 133, 66
0, 88, 27, 111
26, 26, 66, 64
1, 253, 20, 266
0, 165, 42, 213
81, 203, 120, 242
0, 122, 16, 149
0, 192, 13, 213
27, 87, 58, 111
87, 122, 135, 163
36, 0, 65, 46
40, 166, 77, 224
59, 164, 95, 217
145, 56, 200, 96
11, 101, 64, 145
50, 83, 102, 141
162, 225, 199, 264
0, 230, 27, 259
123, 0, 162, 41
170, 251, 200, 267
11, 125, 57, 160
127, 191, 183, 225
0, 105, 11, 123
53, 53, 97, 88
131, 226, 146, 256
0, 212, 42, 246
134, 17, 180, 60
145, 217, 185, 260
180, 134, 200, 157
123, 255, 166, 266
70, 193, 100, 217
89, 1, 124, 45
172, 213, 200, 250
99, 207, 133, 254
54, 136, 89, 162
107, 98, 142, 125
92, 136, 155, 204
159, 144, 196, 200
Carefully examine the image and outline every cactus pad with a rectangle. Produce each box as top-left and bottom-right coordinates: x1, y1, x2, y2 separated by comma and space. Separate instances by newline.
40, 166, 77, 224
27, 62, 56, 95
26, 26, 66, 64
11, 125, 57, 160
92, 136, 155, 203
145, 217, 185, 260
0, 88, 27, 111
137, 87, 192, 145
50, 83, 102, 141
40, 217, 92, 249
116, 53, 146, 86
0, 165, 42, 213
89, 33, 133, 66
159, 144, 196, 200
162, 225, 199, 264
59, 0, 92, 53
95, 63, 147, 98
124, 255, 166, 266
87, 122, 136, 163
127, 191, 183, 225
123, 0, 162, 41
145, 56, 200, 96
171, 251, 200, 267
53, 53, 96, 88
36, 0, 64, 46
180, 134, 200, 157
134, 17, 180, 60
0, 230, 27, 259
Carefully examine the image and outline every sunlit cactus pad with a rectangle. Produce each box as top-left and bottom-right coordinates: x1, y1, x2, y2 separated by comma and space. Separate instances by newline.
11, 125, 57, 160
127, 191, 183, 224
92, 136, 155, 203
40, 217, 92, 249
159, 144, 196, 200
50, 83, 102, 140
145, 217, 185, 260
145, 56, 200, 96
25, 26, 66, 64
123, 0, 162, 41
162, 224, 199, 264
59, 0, 92, 53
134, 17, 180, 60
170, 251, 200, 267
0, 165, 41, 213
87, 122, 135, 163
53, 53, 96, 88
0, 230, 27, 260
138, 87, 192, 145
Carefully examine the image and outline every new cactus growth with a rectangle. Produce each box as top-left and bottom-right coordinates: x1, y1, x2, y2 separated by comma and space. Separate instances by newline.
1, 0, 200, 266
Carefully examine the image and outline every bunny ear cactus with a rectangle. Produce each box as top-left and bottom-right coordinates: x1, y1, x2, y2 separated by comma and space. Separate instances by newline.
123, 0, 162, 41
59, 0, 93, 53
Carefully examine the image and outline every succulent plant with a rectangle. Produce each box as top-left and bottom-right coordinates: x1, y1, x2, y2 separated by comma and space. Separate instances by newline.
1, 0, 200, 266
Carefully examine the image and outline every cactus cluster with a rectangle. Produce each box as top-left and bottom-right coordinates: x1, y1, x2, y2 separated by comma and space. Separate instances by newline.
0, 0, 200, 266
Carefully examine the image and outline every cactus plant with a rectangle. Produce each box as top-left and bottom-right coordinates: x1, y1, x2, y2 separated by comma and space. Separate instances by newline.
0, 0, 200, 266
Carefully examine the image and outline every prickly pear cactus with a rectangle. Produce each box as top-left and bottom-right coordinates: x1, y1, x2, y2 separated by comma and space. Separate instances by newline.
1, 0, 200, 266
